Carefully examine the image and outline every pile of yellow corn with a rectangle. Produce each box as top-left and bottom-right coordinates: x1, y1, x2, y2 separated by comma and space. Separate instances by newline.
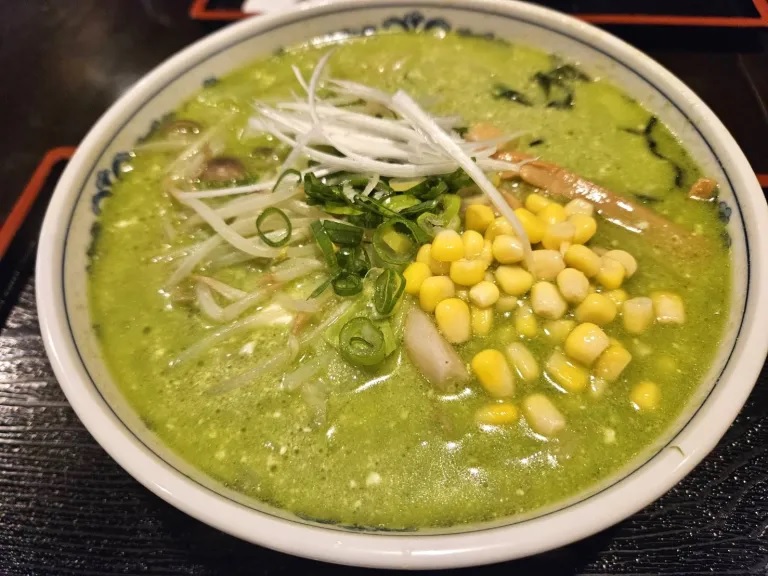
402, 192, 686, 434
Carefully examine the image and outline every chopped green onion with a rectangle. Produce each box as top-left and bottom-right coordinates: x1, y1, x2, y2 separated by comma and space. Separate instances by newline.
338, 317, 387, 367
404, 178, 448, 200
310, 221, 338, 270
332, 272, 363, 297
389, 178, 425, 192
308, 277, 333, 299
398, 197, 440, 218
304, 172, 345, 204
336, 245, 370, 276
256, 207, 292, 247
382, 194, 420, 213
396, 216, 431, 245
374, 269, 405, 317
271, 168, 302, 192
372, 219, 422, 267
322, 220, 364, 246
347, 211, 384, 229
323, 203, 364, 216
416, 194, 461, 237
443, 168, 473, 192
353, 195, 401, 219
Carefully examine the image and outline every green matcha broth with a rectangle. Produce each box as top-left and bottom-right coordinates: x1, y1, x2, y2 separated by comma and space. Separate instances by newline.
88, 32, 730, 529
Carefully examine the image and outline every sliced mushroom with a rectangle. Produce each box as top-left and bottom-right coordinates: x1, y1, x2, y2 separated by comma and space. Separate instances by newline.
201, 157, 247, 183
164, 119, 202, 140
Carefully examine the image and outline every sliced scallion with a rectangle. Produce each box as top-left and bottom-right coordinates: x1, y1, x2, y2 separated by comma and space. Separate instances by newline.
271, 168, 302, 192
336, 245, 370, 276
322, 220, 364, 246
332, 272, 363, 297
256, 207, 292, 247
310, 220, 338, 270
338, 317, 387, 367
372, 219, 421, 267
382, 194, 421, 213
374, 268, 405, 317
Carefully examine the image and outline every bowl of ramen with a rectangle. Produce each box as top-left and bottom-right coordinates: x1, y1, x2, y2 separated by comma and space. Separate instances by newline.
36, 0, 768, 568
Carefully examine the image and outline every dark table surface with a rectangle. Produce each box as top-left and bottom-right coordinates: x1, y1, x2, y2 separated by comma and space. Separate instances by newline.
2, 1, 768, 574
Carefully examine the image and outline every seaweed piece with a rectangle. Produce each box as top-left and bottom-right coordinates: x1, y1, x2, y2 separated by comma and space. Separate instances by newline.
643, 116, 686, 188
532, 72, 553, 98
550, 64, 591, 82
546, 91, 573, 110
531, 63, 590, 110
492, 84, 533, 106
529, 138, 545, 147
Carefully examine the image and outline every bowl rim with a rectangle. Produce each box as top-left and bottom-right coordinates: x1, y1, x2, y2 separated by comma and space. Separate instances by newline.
35, 0, 768, 569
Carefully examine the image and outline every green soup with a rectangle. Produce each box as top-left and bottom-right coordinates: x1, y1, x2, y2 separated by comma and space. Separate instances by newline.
88, 32, 730, 529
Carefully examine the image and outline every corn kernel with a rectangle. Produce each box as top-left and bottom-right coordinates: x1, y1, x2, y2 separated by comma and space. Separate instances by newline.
596, 257, 626, 290
604, 250, 637, 277
538, 203, 567, 225
462, 230, 485, 260
475, 402, 519, 426
496, 295, 519, 313
435, 298, 472, 344
515, 305, 538, 338
450, 258, 488, 286
471, 349, 515, 398
531, 281, 568, 320
541, 221, 576, 250
630, 380, 660, 411
546, 350, 589, 392
569, 214, 597, 244
544, 319, 576, 344
623, 297, 653, 334
565, 322, 610, 366
471, 305, 494, 336
564, 198, 594, 217
492, 234, 524, 264
432, 230, 465, 262
465, 204, 495, 234
484, 217, 517, 241
556, 267, 589, 304
523, 394, 566, 436
564, 244, 601, 277
605, 289, 628, 308
575, 294, 618, 326
506, 342, 539, 382
594, 345, 632, 382
479, 239, 494, 264
529, 249, 565, 281
469, 281, 500, 308
495, 266, 534, 296
651, 291, 685, 324
513, 208, 545, 244
419, 275, 455, 313
403, 262, 432, 295
525, 193, 551, 214
416, 243, 450, 275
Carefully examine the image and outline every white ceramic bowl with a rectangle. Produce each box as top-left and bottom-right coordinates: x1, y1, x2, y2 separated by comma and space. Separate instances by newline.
36, 0, 768, 569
